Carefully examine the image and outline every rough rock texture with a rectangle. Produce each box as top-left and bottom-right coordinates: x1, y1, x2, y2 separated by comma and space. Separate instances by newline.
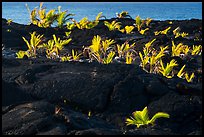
2, 18, 202, 135
2, 57, 202, 135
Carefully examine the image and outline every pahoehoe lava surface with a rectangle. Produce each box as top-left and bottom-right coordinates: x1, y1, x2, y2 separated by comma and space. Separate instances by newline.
2, 18, 202, 135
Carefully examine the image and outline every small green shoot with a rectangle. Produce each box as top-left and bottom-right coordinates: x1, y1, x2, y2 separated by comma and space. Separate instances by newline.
126, 52, 133, 64
177, 65, 186, 78
56, 6, 75, 28
117, 11, 131, 18
126, 106, 170, 128
120, 26, 135, 34
104, 20, 121, 31
66, 22, 76, 30
185, 72, 195, 83
154, 27, 171, 35
103, 51, 115, 64
139, 51, 149, 71
139, 28, 149, 35
22, 31, 44, 58
117, 42, 136, 58
26, 2, 58, 28
145, 18, 152, 26
158, 59, 178, 78
7, 19, 13, 25
88, 111, 91, 117
16, 50, 28, 59
191, 45, 202, 55
71, 49, 82, 61
135, 15, 145, 31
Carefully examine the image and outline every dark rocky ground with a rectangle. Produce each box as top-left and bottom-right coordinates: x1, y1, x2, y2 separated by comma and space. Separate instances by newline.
2, 18, 202, 135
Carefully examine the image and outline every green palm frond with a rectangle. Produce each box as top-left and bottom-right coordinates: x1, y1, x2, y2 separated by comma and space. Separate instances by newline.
177, 65, 186, 78
72, 49, 82, 61
126, 52, 133, 64
16, 50, 29, 59
89, 35, 101, 53
125, 26, 135, 34
102, 39, 115, 52
104, 20, 121, 31
191, 45, 202, 55
103, 51, 115, 64
145, 18, 152, 26
159, 59, 178, 78
126, 106, 169, 128
139, 28, 149, 35
21, 31, 44, 58
185, 72, 195, 83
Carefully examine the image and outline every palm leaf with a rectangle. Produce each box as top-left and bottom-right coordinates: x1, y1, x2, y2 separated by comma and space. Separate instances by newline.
140, 106, 150, 122
95, 12, 103, 21
139, 28, 149, 35
185, 72, 195, 82
145, 38, 156, 49
90, 35, 101, 53
177, 65, 186, 78
145, 18, 152, 26
125, 26, 134, 34
161, 27, 171, 35
148, 112, 170, 125
103, 51, 115, 64
136, 15, 142, 26
16, 50, 27, 59
132, 111, 145, 124
102, 39, 115, 52
22, 37, 31, 50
